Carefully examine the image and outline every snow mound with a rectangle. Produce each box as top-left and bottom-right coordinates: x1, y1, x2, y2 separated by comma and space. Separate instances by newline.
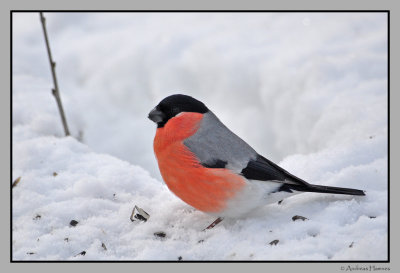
12, 132, 387, 260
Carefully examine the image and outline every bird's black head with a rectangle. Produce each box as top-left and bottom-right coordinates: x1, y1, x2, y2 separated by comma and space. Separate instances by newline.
148, 94, 209, 128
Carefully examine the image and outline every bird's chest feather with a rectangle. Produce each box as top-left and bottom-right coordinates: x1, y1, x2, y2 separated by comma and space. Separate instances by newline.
153, 113, 245, 213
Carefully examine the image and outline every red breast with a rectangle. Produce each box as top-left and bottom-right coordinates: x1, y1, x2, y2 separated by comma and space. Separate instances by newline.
153, 112, 246, 213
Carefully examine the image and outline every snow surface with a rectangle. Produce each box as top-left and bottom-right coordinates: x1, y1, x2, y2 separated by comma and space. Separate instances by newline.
12, 12, 387, 260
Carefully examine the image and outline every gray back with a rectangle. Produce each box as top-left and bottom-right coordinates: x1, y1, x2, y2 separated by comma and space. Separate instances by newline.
183, 111, 257, 173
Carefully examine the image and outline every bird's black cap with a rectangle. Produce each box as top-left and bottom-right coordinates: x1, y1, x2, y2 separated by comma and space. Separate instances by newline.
148, 94, 209, 128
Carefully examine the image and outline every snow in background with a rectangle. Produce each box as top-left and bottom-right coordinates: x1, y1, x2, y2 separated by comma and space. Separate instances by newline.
12, 12, 387, 260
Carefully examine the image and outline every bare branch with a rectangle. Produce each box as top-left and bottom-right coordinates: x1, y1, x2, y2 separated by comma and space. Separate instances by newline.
39, 12, 70, 136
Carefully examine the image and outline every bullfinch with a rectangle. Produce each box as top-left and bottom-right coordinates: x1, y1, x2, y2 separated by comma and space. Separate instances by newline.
148, 94, 365, 227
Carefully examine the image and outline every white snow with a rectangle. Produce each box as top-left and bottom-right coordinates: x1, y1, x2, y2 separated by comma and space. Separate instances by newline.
12, 12, 387, 260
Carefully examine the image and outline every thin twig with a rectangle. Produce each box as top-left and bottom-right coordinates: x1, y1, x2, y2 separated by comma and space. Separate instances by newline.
203, 217, 224, 231
39, 12, 70, 136
12, 177, 21, 188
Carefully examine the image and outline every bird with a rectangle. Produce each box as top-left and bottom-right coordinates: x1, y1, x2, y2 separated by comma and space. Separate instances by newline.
148, 94, 365, 229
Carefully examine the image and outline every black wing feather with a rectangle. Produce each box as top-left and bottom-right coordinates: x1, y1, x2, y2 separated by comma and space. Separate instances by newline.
241, 154, 309, 185
241, 154, 365, 196
201, 159, 227, 169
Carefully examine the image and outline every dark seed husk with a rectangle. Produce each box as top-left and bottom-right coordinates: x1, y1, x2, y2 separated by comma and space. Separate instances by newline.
292, 215, 308, 221
269, 239, 279, 246
75, 251, 86, 256
70, 220, 79, 227
134, 214, 148, 222
154, 231, 166, 238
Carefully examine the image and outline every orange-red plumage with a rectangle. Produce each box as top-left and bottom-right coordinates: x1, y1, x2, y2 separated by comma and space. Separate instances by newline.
154, 112, 246, 213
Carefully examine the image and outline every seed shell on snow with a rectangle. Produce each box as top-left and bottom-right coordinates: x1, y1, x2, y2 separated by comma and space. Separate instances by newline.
154, 231, 166, 238
69, 220, 79, 227
292, 215, 308, 221
130, 205, 150, 222
269, 239, 279, 246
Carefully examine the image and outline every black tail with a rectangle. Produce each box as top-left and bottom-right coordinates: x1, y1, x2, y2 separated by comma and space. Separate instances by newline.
250, 154, 366, 196
305, 184, 365, 196
280, 183, 365, 196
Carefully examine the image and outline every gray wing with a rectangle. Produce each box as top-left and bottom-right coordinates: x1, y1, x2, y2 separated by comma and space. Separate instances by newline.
183, 111, 258, 173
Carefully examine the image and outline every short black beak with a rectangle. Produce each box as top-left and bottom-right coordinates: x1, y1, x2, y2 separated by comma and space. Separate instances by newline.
148, 108, 166, 123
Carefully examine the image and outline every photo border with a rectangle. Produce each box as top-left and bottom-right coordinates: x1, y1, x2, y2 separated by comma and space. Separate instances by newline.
9, 9, 390, 265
